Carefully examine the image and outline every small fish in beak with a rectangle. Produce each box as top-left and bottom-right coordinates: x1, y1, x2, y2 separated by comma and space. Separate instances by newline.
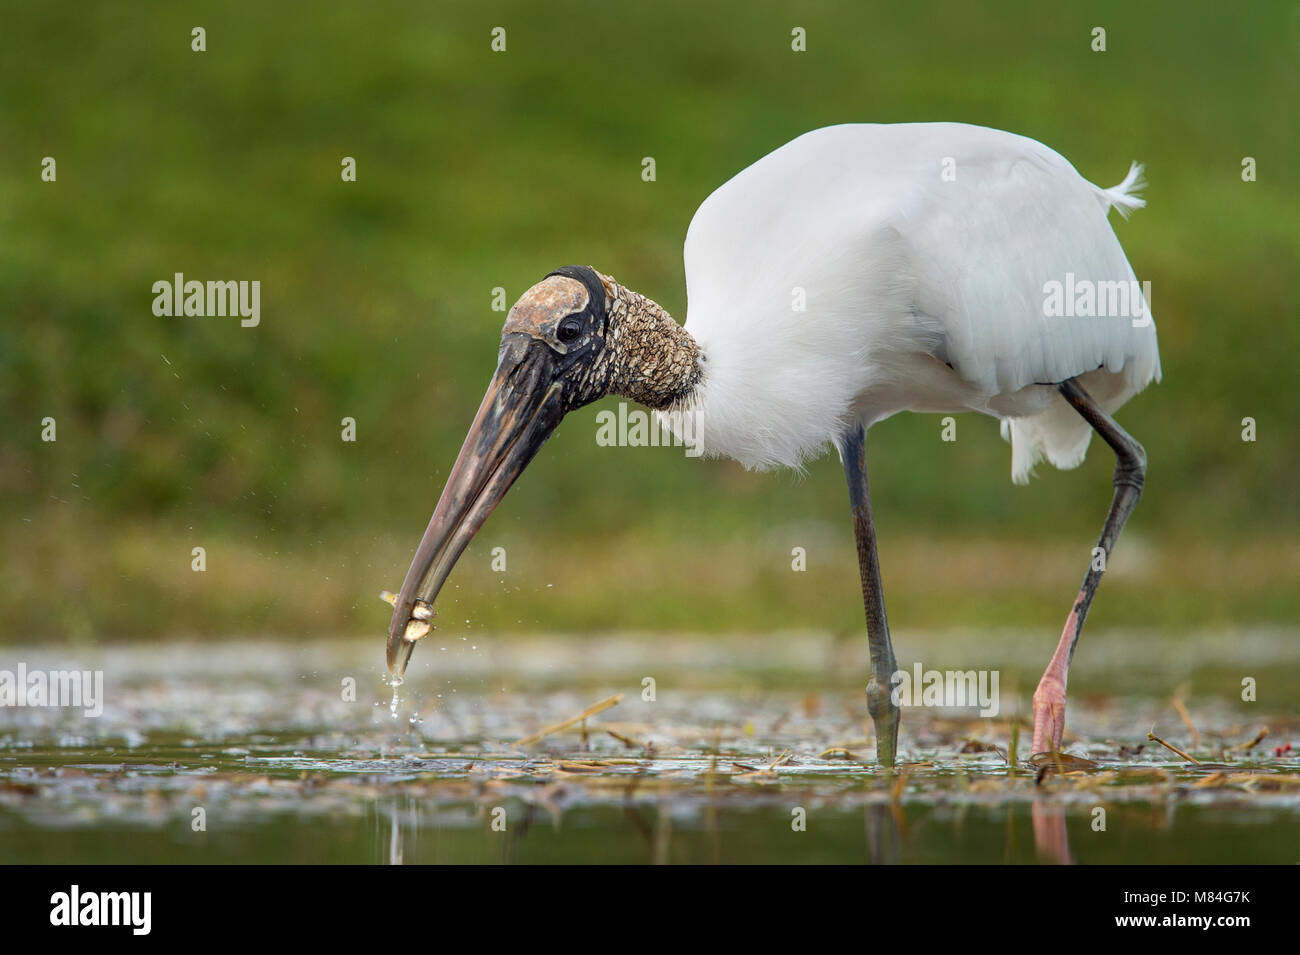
379, 590, 435, 643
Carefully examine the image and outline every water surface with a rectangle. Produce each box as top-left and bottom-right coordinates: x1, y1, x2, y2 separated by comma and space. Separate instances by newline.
2, 631, 1296, 863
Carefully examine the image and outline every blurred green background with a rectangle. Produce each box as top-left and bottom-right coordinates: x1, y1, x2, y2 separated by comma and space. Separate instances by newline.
1, 0, 1296, 644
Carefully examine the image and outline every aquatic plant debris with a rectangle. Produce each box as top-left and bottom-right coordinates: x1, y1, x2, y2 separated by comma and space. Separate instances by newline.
1171, 691, 1201, 748
514, 693, 624, 747
1147, 730, 1200, 764
1029, 750, 1101, 783
1233, 728, 1269, 751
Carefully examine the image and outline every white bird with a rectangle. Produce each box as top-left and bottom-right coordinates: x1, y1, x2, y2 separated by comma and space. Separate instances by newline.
386, 122, 1160, 766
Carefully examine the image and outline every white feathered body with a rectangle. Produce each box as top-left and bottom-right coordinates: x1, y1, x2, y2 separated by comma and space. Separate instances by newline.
675, 123, 1161, 482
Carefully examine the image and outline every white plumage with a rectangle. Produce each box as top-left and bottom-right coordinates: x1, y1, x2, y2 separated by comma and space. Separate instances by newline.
675, 122, 1161, 481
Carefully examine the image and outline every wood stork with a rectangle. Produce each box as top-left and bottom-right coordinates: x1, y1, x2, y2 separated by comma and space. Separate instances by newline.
385, 122, 1160, 766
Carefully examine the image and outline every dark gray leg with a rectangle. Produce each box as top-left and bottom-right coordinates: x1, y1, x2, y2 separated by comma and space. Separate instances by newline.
1031, 377, 1147, 754
840, 422, 900, 767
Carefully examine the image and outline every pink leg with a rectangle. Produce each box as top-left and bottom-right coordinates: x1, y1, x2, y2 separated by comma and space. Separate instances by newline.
1032, 588, 1085, 754
1030, 379, 1147, 757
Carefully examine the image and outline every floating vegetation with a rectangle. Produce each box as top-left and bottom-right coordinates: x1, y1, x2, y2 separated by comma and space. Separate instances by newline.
514, 693, 624, 747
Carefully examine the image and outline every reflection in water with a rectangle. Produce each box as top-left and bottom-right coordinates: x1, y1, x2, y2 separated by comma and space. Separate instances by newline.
389, 802, 403, 865
1031, 798, 1075, 865
653, 804, 672, 866
503, 802, 537, 864
865, 802, 901, 865
384, 796, 423, 865
354, 774, 1300, 865
383, 789, 911, 865
373, 792, 1077, 865
620, 800, 673, 864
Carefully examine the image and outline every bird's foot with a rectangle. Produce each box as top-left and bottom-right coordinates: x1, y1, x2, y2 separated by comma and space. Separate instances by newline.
1031, 675, 1067, 755
866, 675, 901, 768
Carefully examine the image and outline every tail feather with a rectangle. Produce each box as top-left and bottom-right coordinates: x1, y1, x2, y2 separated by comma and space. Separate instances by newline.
1101, 161, 1146, 219
1001, 410, 1092, 485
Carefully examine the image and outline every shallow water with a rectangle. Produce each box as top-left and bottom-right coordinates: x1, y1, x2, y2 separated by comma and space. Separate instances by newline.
1, 632, 1297, 864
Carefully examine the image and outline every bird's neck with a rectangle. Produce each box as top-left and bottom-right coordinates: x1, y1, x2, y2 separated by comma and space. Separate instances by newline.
600, 276, 703, 411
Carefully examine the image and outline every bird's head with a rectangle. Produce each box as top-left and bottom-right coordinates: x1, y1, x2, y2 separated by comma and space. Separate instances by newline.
385, 265, 701, 676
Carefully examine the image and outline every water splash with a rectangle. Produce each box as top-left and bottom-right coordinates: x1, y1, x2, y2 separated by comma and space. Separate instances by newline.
388, 675, 403, 720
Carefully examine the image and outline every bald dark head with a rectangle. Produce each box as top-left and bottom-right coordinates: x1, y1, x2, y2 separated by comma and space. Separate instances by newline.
386, 265, 703, 676
503, 268, 607, 357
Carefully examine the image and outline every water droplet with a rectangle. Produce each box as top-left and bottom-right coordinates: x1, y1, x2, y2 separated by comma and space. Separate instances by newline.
387, 676, 403, 720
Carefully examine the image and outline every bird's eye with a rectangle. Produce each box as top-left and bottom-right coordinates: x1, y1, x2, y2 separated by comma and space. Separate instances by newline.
557, 316, 583, 343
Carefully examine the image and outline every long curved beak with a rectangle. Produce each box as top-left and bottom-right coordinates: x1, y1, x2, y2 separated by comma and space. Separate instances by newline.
386, 334, 564, 677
